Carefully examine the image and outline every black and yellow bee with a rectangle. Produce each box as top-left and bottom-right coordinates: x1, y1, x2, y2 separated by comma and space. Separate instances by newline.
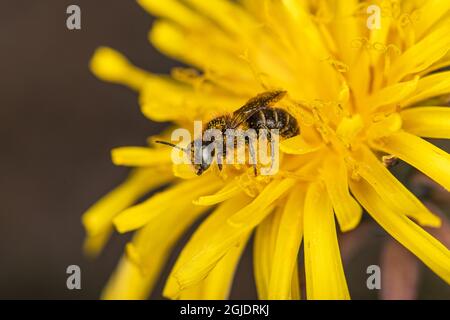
156, 90, 300, 175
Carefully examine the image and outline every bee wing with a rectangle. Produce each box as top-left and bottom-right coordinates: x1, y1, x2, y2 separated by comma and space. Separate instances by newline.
229, 90, 287, 128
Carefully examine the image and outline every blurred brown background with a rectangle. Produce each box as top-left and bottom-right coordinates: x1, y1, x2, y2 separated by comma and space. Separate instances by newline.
0, 1, 448, 299
0, 0, 171, 299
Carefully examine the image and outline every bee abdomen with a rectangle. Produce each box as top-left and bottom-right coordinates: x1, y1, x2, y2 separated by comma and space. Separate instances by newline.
246, 107, 299, 138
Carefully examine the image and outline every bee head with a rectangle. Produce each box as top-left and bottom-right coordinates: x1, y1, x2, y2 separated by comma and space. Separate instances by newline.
155, 140, 216, 176
191, 139, 215, 176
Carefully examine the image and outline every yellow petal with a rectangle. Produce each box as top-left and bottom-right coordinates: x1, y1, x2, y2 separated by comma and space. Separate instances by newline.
149, 20, 254, 84
253, 206, 283, 300
227, 178, 296, 227
388, 23, 450, 84
171, 179, 288, 293
282, 0, 335, 58
373, 131, 450, 191
101, 256, 154, 300
125, 197, 209, 275
355, 147, 441, 227
138, 0, 204, 29
140, 76, 194, 122
291, 262, 301, 300
421, 51, 450, 76
172, 163, 198, 180
179, 232, 251, 300
193, 180, 242, 206
82, 228, 112, 258
82, 168, 171, 255
328, 0, 361, 65
240, 0, 263, 15
413, 1, 450, 39
280, 135, 322, 155
268, 186, 305, 299
347, 49, 371, 108
163, 194, 252, 299
336, 115, 364, 148
103, 188, 210, 299
350, 180, 450, 285
139, 72, 245, 122
111, 147, 171, 167
366, 112, 403, 140
183, 0, 256, 36
402, 71, 450, 107
367, 76, 419, 110
401, 106, 450, 139
369, 9, 392, 69
90, 47, 150, 91
187, 233, 251, 299
323, 156, 362, 232
303, 182, 350, 300
113, 174, 223, 233
251, 0, 341, 100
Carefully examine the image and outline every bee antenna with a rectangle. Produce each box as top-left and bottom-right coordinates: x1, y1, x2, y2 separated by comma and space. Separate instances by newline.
155, 140, 188, 152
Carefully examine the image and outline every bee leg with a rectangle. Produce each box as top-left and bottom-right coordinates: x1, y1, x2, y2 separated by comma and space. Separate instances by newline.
216, 153, 223, 171
260, 125, 275, 173
246, 135, 258, 176
269, 132, 276, 171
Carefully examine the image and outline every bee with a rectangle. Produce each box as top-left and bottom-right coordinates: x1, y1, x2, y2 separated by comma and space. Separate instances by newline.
156, 90, 300, 175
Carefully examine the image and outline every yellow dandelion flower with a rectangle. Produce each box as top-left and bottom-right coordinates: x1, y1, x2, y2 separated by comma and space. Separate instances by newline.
84, 0, 450, 300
